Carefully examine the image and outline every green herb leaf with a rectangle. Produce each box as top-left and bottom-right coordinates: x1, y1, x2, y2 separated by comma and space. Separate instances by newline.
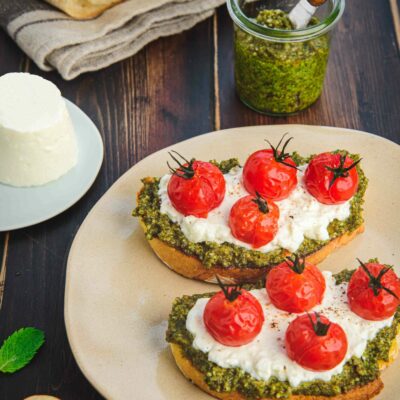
0, 328, 45, 373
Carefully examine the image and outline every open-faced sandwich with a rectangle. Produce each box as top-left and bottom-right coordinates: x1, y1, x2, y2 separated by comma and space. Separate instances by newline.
166, 258, 400, 400
133, 135, 367, 283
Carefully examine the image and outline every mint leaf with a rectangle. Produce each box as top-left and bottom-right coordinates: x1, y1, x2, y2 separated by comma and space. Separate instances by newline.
0, 328, 45, 373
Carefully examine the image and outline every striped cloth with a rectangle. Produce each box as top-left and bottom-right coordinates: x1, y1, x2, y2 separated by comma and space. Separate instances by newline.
0, 0, 225, 80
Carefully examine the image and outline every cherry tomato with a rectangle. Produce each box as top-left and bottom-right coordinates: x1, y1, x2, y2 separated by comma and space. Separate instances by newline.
348, 260, 400, 321
266, 255, 325, 313
304, 152, 360, 205
229, 193, 279, 248
204, 284, 264, 347
285, 313, 348, 371
242, 136, 298, 201
167, 152, 225, 218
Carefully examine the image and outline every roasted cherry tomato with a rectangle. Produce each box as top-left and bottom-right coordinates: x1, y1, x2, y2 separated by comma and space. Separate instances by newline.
266, 255, 325, 313
167, 151, 225, 218
229, 193, 279, 248
204, 280, 264, 347
304, 152, 360, 205
348, 259, 400, 321
285, 312, 348, 371
242, 135, 298, 201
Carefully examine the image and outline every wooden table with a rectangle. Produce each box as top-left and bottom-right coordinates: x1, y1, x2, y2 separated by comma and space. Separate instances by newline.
0, 1, 399, 399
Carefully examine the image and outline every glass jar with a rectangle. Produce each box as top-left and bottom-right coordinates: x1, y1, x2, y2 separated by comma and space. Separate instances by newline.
227, 0, 345, 116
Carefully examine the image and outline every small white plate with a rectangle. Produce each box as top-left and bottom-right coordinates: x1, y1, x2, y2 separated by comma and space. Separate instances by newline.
0, 99, 104, 231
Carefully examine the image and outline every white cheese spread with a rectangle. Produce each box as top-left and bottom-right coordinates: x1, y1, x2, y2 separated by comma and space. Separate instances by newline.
158, 166, 350, 253
186, 271, 393, 387
0, 73, 78, 187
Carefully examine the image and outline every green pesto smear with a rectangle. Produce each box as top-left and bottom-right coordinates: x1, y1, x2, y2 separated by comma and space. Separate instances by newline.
133, 151, 367, 270
166, 270, 400, 399
234, 9, 330, 115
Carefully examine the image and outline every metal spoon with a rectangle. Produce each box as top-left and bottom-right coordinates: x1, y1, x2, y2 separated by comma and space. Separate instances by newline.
289, 0, 328, 29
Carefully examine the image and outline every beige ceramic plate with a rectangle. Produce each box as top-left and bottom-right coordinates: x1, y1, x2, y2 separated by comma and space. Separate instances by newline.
65, 125, 400, 400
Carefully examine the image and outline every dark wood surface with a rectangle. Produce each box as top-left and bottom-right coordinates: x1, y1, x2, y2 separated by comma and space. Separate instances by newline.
0, 1, 399, 399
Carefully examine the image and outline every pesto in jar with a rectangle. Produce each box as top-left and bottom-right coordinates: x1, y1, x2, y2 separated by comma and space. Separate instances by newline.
234, 9, 330, 115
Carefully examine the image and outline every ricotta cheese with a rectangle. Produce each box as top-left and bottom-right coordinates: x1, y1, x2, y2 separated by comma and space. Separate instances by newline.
158, 165, 350, 253
186, 271, 393, 387
0, 73, 78, 187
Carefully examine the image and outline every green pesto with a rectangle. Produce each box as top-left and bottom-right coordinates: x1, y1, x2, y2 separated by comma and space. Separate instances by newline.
166, 272, 400, 399
332, 269, 355, 285
234, 10, 330, 115
133, 152, 368, 270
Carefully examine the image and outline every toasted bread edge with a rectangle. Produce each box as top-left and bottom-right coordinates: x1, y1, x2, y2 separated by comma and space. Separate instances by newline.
140, 219, 365, 284
170, 339, 396, 400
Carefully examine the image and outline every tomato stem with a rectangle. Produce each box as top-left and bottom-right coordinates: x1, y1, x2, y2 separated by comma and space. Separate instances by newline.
252, 192, 269, 214
357, 258, 399, 299
215, 275, 243, 302
265, 133, 299, 171
307, 312, 331, 336
285, 253, 306, 274
325, 153, 361, 189
167, 151, 195, 179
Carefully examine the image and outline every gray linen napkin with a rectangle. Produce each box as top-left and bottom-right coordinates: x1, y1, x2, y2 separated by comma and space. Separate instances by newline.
0, 0, 225, 80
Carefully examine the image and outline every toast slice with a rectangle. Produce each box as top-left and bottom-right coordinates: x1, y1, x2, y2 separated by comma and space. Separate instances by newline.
170, 343, 387, 400
141, 219, 364, 284
44, 0, 123, 19
134, 153, 367, 284
166, 270, 400, 400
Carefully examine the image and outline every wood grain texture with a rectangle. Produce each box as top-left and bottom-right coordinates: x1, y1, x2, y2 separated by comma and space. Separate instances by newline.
0, 17, 214, 400
0, 232, 9, 310
390, 0, 400, 50
213, 13, 221, 131
0, 0, 399, 398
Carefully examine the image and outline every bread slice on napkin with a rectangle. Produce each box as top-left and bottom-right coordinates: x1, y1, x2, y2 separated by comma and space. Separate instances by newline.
44, 0, 123, 19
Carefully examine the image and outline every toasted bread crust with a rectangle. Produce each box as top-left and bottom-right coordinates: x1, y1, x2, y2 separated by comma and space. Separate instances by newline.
170, 342, 386, 400
140, 220, 365, 284
44, 0, 122, 19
